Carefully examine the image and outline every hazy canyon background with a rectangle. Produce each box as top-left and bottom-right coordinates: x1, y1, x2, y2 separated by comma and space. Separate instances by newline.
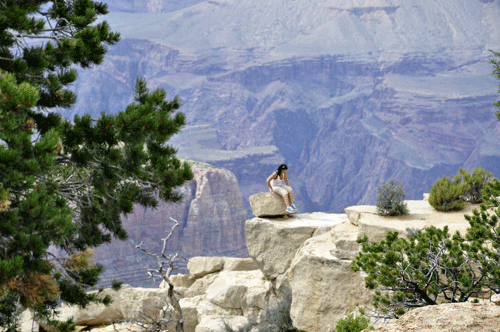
63, 0, 500, 286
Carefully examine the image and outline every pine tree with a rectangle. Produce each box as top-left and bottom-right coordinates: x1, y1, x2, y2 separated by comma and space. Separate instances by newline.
0, 1, 193, 330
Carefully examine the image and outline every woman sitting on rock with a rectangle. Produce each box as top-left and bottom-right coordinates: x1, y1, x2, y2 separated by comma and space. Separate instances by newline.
266, 164, 297, 214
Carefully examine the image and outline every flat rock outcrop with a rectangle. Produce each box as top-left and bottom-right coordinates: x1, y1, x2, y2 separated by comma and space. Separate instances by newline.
345, 199, 477, 243
245, 212, 348, 282
92, 161, 250, 287
365, 302, 500, 332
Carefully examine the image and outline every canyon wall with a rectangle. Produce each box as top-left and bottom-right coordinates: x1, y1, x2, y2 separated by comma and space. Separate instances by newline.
67, 0, 500, 213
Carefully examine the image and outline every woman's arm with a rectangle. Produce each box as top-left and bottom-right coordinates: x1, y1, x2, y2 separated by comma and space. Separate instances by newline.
266, 172, 276, 192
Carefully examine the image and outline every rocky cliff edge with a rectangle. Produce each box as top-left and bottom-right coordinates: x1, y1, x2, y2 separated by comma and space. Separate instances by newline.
18, 196, 500, 332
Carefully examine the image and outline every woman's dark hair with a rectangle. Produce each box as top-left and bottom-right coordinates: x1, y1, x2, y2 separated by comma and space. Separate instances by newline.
276, 164, 288, 177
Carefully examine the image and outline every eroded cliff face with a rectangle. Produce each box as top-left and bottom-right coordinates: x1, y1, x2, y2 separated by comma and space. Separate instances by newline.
92, 161, 249, 287
69, 0, 500, 213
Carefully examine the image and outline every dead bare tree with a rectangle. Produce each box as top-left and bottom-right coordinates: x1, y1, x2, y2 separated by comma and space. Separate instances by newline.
114, 217, 185, 332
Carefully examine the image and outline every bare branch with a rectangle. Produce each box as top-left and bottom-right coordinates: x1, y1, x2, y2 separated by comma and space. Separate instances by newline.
129, 218, 185, 332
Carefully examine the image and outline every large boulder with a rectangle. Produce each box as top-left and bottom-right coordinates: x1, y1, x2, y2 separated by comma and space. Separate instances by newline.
159, 274, 195, 290
288, 228, 373, 332
249, 192, 290, 217
366, 302, 500, 332
345, 200, 476, 243
245, 213, 348, 282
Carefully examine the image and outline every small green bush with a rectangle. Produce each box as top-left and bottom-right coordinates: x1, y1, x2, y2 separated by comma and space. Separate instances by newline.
335, 313, 370, 332
376, 179, 409, 216
429, 167, 493, 211
455, 167, 492, 203
428, 175, 468, 212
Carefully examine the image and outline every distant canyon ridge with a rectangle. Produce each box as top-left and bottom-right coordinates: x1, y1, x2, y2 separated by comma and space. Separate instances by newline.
67, 0, 500, 214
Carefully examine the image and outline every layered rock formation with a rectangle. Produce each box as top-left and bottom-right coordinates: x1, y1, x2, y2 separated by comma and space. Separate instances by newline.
68, 0, 500, 215
92, 161, 249, 287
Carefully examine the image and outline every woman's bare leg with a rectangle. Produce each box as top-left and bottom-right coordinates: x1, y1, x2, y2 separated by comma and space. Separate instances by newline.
283, 194, 290, 207
289, 191, 295, 205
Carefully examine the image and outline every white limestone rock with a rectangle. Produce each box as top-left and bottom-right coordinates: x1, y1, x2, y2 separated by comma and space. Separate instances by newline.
179, 296, 203, 332
330, 222, 361, 260
184, 273, 220, 298
195, 316, 249, 332
187, 256, 225, 278
288, 230, 373, 332
18, 310, 40, 332
222, 257, 259, 272
245, 212, 348, 281
180, 295, 237, 332
90, 322, 142, 332
205, 270, 270, 312
249, 192, 289, 217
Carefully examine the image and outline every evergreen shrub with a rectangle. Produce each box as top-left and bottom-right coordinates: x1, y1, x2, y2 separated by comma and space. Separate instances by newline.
428, 175, 468, 212
455, 167, 492, 203
375, 179, 409, 216
429, 167, 493, 211
335, 312, 370, 332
